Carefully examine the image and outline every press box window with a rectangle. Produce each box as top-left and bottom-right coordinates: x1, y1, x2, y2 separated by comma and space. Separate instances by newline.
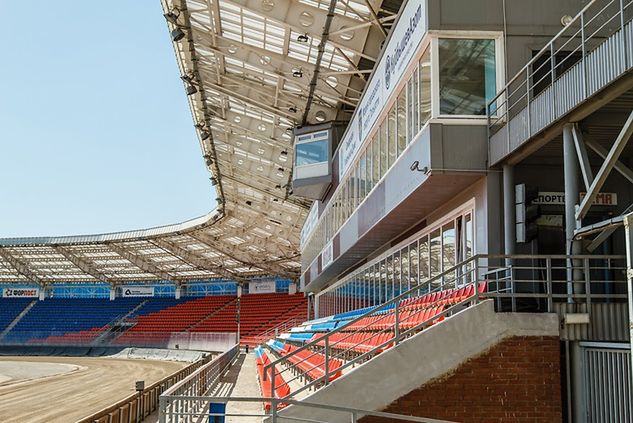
292, 122, 346, 200
295, 135, 328, 166
438, 38, 496, 116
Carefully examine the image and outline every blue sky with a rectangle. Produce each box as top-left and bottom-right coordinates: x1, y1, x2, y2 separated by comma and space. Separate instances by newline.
0, 1, 214, 237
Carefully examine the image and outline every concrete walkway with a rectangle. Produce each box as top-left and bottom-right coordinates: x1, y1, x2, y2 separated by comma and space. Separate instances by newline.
144, 352, 264, 423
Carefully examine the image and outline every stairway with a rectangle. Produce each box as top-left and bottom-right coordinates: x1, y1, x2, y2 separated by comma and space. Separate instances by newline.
0, 300, 36, 340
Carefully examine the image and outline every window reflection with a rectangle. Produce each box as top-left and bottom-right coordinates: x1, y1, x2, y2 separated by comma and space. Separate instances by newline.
438, 38, 496, 115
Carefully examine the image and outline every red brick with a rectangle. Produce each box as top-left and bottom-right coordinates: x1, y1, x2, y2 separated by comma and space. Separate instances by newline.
359, 336, 562, 423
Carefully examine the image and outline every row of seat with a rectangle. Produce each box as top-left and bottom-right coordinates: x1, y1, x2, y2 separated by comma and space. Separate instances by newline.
254, 347, 290, 410
314, 331, 394, 354
268, 341, 343, 382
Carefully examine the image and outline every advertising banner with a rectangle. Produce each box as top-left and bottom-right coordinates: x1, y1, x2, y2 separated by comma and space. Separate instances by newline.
338, 0, 427, 177
249, 280, 276, 294
2, 287, 39, 298
121, 286, 155, 297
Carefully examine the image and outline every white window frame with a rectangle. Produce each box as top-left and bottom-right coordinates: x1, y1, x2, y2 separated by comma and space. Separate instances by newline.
430, 31, 505, 121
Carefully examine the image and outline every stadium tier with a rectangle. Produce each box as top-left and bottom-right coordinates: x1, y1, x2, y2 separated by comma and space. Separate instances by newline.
0, 293, 307, 347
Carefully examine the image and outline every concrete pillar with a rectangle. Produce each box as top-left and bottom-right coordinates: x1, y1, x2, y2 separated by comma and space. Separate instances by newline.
38, 286, 46, 301
288, 282, 297, 295
313, 294, 319, 319
109, 286, 116, 301
237, 283, 243, 298
563, 124, 583, 300
175, 285, 182, 300
503, 164, 516, 265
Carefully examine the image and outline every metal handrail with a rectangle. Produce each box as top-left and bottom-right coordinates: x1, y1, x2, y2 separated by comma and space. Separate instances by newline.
487, 0, 633, 135
264, 253, 627, 402
159, 396, 456, 423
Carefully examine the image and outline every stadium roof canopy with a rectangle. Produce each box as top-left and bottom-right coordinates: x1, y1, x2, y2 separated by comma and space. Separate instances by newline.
0, 0, 400, 285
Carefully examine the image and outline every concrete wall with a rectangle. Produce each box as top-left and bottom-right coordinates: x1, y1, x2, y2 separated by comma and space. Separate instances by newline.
277, 301, 559, 423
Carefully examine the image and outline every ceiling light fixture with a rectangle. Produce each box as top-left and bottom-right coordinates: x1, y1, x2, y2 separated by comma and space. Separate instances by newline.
171, 27, 186, 42
297, 33, 309, 43
163, 8, 181, 24
292, 69, 303, 78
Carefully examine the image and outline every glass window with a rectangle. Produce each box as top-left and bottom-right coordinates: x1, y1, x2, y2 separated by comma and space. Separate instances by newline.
419, 49, 432, 124
429, 229, 442, 286
397, 91, 407, 155
438, 38, 496, 115
419, 235, 429, 281
359, 153, 366, 202
388, 105, 397, 167
442, 221, 456, 281
372, 134, 380, 184
409, 241, 418, 289
365, 141, 373, 194
408, 70, 418, 141
401, 247, 409, 293
295, 139, 328, 166
380, 122, 388, 177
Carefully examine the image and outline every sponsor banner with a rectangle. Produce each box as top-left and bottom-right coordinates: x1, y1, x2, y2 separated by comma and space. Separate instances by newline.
534, 192, 617, 206
2, 287, 39, 298
249, 280, 276, 294
338, 0, 427, 177
322, 240, 334, 269
122, 286, 155, 297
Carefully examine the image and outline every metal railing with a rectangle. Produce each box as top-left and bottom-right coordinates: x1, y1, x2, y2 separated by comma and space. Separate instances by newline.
263, 254, 627, 405
246, 316, 306, 346
159, 344, 239, 422
159, 396, 455, 423
487, 0, 633, 138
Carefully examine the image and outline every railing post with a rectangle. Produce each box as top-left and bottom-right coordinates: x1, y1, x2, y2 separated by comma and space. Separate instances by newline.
546, 257, 553, 312
526, 66, 531, 137
394, 300, 401, 345
324, 337, 330, 386
351, 411, 358, 422
621, 0, 628, 68
581, 11, 588, 97
271, 364, 277, 421
584, 257, 592, 307
159, 396, 167, 423
550, 42, 556, 119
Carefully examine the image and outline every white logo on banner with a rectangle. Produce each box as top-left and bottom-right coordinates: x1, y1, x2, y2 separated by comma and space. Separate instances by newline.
122, 286, 155, 297
2, 288, 39, 298
249, 281, 276, 294
534, 192, 618, 206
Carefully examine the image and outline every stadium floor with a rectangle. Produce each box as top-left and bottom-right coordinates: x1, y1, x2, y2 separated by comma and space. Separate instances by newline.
0, 356, 186, 423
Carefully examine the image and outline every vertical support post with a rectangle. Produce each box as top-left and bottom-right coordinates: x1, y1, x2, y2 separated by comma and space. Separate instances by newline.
526, 67, 531, 137
620, 0, 628, 69
546, 257, 553, 312
581, 12, 588, 98
503, 164, 515, 269
550, 43, 556, 119
351, 411, 358, 422
159, 397, 167, 423
270, 364, 277, 421
394, 300, 400, 345
622, 212, 633, 380
563, 124, 582, 302
324, 337, 330, 386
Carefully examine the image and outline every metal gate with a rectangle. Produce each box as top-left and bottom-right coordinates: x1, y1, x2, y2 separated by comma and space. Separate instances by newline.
581, 342, 632, 422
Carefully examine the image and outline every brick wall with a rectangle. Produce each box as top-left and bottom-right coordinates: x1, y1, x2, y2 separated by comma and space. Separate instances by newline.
360, 336, 562, 423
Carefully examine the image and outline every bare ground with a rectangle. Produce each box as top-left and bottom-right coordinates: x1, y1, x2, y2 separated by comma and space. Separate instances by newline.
0, 356, 186, 423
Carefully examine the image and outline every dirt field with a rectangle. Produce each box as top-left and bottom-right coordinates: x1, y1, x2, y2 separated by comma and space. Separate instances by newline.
0, 356, 186, 423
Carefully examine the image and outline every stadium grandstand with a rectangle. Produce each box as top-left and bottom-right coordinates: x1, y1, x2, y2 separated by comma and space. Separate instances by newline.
1, 0, 633, 422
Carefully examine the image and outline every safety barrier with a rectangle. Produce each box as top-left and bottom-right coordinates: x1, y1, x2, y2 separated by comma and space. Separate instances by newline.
157, 396, 456, 422
75, 354, 214, 423
263, 254, 627, 403
159, 344, 239, 423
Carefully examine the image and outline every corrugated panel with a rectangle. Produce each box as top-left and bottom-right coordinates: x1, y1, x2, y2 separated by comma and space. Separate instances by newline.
556, 303, 629, 341
582, 344, 632, 422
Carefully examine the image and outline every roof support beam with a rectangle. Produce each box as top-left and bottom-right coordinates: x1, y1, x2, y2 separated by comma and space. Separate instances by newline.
0, 249, 43, 284
571, 124, 594, 191
188, 232, 294, 277
151, 238, 239, 281
584, 138, 633, 184
107, 243, 176, 282
53, 246, 110, 283
576, 110, 633, 221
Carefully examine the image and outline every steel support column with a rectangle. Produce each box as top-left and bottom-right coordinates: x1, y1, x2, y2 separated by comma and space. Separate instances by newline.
563, 124, 583, 300
503, 164, 515, 266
